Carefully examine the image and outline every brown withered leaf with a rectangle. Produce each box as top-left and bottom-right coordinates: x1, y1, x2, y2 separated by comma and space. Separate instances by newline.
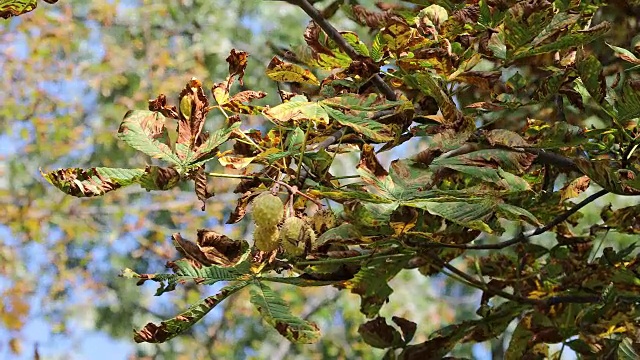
357, 144, 388, 179
41, 167, 125, 197
450, 5, 479, 23
304, 21, 334, 57
148, 94, 180, 119
233, 166, 279, 194
172, 233, 212, 266
230, 90, 267, 104
358, 317, 403, 349
193, 165, 213, 210
455, 71, 502, 91
350, 5, 393, 29
222, 90, 268, 114
143, 166, 181, 190
226, 49, 249, 85
392, 316, 417, 343
226, 191, 258, 224
197, 229, 249, 266
177, 78, 210, 149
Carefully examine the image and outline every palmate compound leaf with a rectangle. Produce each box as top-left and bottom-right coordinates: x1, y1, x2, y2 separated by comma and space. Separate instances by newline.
117, 110, 182, 165
249, 281, 321, 344
133, 280, 250, 343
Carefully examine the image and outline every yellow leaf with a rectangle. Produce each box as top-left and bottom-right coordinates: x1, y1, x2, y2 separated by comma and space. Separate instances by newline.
266, 57, 319, 86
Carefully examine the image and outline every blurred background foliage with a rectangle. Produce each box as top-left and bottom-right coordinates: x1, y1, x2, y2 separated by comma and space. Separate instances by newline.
1, 0, 639, 359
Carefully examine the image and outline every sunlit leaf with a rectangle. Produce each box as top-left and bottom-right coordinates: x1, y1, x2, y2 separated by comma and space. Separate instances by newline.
266, 56, 320, 86
117, 110, 181, 165
0, 0, 37, 18
263, 95, 329, 126
41, 167, 145, 197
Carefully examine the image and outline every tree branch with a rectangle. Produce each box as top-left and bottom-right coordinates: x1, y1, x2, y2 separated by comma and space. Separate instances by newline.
415, 189, 609, 250
280, 0, 397, 101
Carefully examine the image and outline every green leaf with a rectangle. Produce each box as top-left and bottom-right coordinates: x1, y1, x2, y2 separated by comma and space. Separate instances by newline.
168, 259, 251, 286
0, 0, 37, 19
322, 93, 403, 112
249, 281, 321, 343
263, 96, 329, 126
117, 110, 181, 165
514, 22, 610, 59
322, 105, 394, 142
614, 81, 640, 122
488, 30, 507, 60
309, 187, 394, 204
370, 32, 386, 62
133, 281, 250, 343
432, 149, 535, 173
497, 203, 540, 225
607, 43, 640, 65
577, 54, 608, 106
341, 32, 369, 57
133, 259, 252, 296
340, 257, 407, 317
405, 73, 465, 127
187, 122, 241, 167
404, 200, 494, 233
530, 12, 580, 47
41, 167, 146, 197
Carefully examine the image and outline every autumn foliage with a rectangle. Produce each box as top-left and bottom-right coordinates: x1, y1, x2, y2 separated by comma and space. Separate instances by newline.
26, 0, 640, 357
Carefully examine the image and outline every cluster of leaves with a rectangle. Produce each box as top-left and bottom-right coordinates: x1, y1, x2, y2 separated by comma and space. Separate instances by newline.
40, 0, 640, 357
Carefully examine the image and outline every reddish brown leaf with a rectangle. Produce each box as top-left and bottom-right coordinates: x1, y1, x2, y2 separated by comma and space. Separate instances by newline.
172, 233, 213, 266
193, 165, 213, 210
392, 316, 417, 343
226, 49, 249, 85
177, 78, 210, 149
230, 90, 267, 104
350, 5, 393, 29
148, 94, 180, 120
226, 191, 258, 224
143, 166, 180, 190
197, 229, 249, 267
303, 21, 334, 57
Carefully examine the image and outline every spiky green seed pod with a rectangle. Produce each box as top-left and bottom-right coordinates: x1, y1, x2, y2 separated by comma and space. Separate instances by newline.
251, 193, 284, 228
280, 217, 316, 257
253, 225, 280, 252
